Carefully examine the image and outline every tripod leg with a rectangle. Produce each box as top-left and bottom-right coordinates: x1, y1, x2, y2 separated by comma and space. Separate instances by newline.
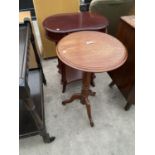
62, 93, 81, 105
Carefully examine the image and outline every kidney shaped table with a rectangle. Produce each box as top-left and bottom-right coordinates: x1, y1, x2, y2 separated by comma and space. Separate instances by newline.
56, 31, 127, 127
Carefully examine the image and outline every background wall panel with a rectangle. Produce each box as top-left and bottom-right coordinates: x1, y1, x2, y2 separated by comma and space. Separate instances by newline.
33, 0, 80, 58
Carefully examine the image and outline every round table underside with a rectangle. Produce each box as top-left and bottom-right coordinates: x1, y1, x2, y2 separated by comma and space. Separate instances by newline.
56, 31, 128, 73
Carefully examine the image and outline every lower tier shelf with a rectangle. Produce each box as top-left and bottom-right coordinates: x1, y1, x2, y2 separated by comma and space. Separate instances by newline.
19, 69, 44, 138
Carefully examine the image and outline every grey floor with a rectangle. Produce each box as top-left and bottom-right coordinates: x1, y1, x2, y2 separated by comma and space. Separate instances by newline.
19, 59, 135, 155
19, 21, 135, 155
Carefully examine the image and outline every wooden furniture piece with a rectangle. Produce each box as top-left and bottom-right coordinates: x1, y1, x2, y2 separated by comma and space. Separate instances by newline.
89, 0, 134, 36
33, 0, 80, 58
56, 31, 127, 127
43, 12, 109, 92
19, 20, 55, 143
108, 15, 135, 110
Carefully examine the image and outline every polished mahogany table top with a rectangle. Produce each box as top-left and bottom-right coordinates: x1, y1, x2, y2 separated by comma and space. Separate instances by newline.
56, 31, 127, 73
43, 12, 109, 34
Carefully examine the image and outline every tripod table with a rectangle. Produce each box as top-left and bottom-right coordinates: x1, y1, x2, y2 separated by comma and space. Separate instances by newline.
56, 31, 127, 127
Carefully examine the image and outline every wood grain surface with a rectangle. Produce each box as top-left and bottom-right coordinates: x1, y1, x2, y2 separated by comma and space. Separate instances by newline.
56, 31, 127, 72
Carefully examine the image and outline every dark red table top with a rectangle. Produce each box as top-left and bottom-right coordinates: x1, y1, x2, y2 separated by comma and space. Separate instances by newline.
43, 12, 109, 34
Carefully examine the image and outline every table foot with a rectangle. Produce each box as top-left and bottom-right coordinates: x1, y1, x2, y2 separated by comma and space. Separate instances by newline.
124, 102, 132, 111
90, 121, 94, 127
84, 98, 94, 127
109, 81, 115, 88
89, 90, 96, 96
62, 93, 81, 105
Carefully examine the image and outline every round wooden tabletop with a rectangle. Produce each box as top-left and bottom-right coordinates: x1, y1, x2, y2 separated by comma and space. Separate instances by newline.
56, 31, 127, 73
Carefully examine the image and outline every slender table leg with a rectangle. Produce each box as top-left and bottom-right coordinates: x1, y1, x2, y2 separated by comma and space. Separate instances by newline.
57, 58, 62, 74
24, 98, 55, 143
83, 97, 94, 127
55, 41, 62, 74
81, 72, 94, 127
61, 61, 67, 93
62, 72, 95, 127
90, 73, 96, 87
124, 85, 135, 111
